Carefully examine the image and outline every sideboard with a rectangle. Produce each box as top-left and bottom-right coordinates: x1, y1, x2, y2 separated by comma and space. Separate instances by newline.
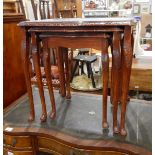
3, 90, 152, 155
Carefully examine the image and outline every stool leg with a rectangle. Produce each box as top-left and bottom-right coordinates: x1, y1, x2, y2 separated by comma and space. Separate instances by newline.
102, 39, 109, 129
112, 32, 121, 134
81, 61, 84, 74
89, 63, 96, 88
32, 35, 47, 122
86, 62, 90, 78
42, 40, 56, 119
22, 32, 35, 121
63, 47, 71, 99
70, 61, 79, 82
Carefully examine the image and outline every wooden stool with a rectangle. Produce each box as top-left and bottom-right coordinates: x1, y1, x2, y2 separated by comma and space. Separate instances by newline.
71, 55, 97, 88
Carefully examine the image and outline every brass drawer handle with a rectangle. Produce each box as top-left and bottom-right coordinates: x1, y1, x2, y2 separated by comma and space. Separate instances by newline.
12, 138, 17, 147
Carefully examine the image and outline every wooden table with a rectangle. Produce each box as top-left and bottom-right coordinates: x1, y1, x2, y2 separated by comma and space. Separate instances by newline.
3, 91, 152, 155
18, 18, 134, 136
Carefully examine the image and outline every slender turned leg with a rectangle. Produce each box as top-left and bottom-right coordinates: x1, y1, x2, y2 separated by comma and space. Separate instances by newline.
42, 40, 56, 119
120, 26, 133, 136
118, 37, 124, 103
110, 43, 114, 104
22, 31, 35, 121
119, 34, 133, 104
32, 35, 47, 122
102, 39, 109, 129
112, 32, 121, 134
63, 48, 71, 99
57, 47, 66, 97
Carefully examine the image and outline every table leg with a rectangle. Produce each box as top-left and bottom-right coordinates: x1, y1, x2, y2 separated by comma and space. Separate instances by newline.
42, 39, 56, 119
63, 47, 71, 99
32, 35, 47, 122
120, 26, 133, 136
112, 32, 121, 134
110, 43, 114, 105
102, 39, 109, 129
22, 31, 35, 121
57, 47, 66, 97
118, 37, 124, 103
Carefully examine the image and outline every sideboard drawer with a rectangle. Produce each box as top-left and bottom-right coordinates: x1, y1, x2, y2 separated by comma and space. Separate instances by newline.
3, 134, 32, 149
37, 136, 128, 155
38, 136, 74, 155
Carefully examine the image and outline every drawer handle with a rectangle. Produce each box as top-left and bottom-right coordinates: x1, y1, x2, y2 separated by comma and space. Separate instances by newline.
12, 138, 17, 147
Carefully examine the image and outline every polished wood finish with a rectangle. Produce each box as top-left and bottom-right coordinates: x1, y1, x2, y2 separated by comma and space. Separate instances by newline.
4, 130, 150, 155
42, 39, 56, 119
46, 36, 109, 124
4, 135, 32, 149
18, 18, 134, 136
32, 34, 47, 122
3, 13, 27, 108
22, 31, 35, 121
112, 32, 121, 133
119, 26, 133, 136
101, 39, 109, 129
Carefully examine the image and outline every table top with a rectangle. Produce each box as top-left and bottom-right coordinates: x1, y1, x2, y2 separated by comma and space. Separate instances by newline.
18, 17, 134, 27
4, 89, 151, 154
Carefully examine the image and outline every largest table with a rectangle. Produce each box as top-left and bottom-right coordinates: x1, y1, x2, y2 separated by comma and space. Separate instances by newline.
18, 18, 134, 136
